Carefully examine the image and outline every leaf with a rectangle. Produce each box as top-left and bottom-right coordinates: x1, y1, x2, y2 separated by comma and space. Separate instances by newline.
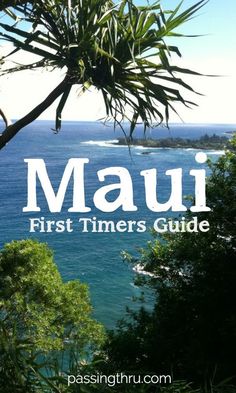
0, 0, 209, 143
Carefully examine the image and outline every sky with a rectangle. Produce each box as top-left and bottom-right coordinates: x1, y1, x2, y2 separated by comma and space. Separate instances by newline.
0, 0, 236, 124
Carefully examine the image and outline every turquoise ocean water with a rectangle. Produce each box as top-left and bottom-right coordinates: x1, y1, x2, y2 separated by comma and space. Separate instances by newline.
0, 121, 234, 328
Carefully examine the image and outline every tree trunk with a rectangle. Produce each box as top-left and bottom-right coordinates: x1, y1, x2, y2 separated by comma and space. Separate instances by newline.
0, 76, 69, 150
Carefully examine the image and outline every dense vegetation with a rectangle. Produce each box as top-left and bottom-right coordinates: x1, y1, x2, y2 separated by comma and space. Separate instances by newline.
99, 138, 236, 391
0, 239, 104, 392
115, 134, 231, 150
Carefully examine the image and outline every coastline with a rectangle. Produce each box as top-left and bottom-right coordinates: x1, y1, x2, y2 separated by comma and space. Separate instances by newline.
111, 134, 233, 150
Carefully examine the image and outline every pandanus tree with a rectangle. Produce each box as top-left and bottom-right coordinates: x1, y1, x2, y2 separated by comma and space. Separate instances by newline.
0, 0, 207, 149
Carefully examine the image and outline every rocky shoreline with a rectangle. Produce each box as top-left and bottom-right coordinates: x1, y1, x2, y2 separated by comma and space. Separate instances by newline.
112, 134, 232, 150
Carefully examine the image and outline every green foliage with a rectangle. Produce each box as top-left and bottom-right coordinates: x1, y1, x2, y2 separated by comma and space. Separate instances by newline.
0, 0, 207, 133
0, 239, 105, 391
102, 138, 236, 386
0, 322, 63, 392
116, 134, 230, 150
0, 239, 104, 352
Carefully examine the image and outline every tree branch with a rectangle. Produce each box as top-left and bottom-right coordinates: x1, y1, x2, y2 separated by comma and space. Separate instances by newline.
0, 108, 11, 128
0, 76, 69, 150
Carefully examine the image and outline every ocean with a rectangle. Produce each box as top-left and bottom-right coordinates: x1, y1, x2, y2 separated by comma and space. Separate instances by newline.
0, 121, 234, 328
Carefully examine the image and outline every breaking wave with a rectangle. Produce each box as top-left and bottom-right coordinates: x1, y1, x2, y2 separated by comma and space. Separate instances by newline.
81, 139, 123, 148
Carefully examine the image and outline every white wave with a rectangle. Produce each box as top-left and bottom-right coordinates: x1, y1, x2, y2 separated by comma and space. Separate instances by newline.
133, 263, 158, 278
206, 150, 225, 155
81, 139, 124, 148
134, 145, 170, 150
133, 263, 183, 278
134, 145, 151, 150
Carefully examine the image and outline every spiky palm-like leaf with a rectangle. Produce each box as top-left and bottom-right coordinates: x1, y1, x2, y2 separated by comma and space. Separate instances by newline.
0, 0, 207, 148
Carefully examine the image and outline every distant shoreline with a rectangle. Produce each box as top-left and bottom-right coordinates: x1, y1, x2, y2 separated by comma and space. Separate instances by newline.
112, 134, 233, 150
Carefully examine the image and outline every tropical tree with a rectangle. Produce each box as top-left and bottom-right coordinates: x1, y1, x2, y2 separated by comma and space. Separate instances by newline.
0, 239, 104, 351
101, 137, 236, 387
0, 0, 207, 149
0, 239, 105, 391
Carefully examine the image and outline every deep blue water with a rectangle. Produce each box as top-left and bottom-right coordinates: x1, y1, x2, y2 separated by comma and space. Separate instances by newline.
0, 121, 234, 328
